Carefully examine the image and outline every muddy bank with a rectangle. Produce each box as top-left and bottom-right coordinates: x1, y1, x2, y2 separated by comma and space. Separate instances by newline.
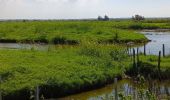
0, 38, 79, 45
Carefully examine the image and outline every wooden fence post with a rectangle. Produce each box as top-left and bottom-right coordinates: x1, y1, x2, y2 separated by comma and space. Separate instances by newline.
158, 51, 161, 80
144, 43, 146, 56
129, 46, 133, 61
133, 49, 136, 68
114, 78, 118, 100
163, 44, 165, 57
127, 46, 130, 55
35, 86, 39, 100
0, 76, 2, 100
137, 48, 139, 74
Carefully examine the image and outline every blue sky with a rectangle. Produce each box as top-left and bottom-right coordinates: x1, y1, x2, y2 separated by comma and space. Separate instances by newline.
0, 0, 170, 19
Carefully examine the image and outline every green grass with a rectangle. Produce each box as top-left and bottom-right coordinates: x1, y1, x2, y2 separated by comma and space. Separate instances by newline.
1, 45, 170, 99
0, 44, 131, 99
126, 55, 170, 79
139, 55, 170, 69
0, 20, 152, 44
2, 19, 170, 44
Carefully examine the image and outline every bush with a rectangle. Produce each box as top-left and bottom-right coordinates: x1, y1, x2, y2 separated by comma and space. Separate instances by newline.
129, 23, 143, 29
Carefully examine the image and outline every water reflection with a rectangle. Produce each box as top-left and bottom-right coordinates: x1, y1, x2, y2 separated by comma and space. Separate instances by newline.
58, 79, 170, 100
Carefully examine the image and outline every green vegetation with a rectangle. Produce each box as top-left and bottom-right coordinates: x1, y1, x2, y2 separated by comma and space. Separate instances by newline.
1, 19, 170, 44
1, 43, 170, 99
0, 44, 131, 99
1, 20, 162, 44
139, 55, 170, 79
0, 19, 170, 99
126, 55, 170, 79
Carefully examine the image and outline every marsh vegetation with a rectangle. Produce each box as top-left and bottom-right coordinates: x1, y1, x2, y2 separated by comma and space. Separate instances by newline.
0, 19, 170, 100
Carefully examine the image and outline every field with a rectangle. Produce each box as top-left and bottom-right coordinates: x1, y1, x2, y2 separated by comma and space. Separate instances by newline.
0, 19, 170, 99
1, 19, 170, 44
1, 20, 164, 44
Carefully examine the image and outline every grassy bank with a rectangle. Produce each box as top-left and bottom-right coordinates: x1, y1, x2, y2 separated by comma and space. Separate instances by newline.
0, 44, 131, 99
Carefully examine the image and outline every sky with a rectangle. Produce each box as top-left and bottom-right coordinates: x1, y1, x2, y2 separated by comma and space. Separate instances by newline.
0, 0, 170, 19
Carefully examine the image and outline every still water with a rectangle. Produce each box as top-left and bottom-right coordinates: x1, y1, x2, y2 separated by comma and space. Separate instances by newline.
0, 43, 49, 50
57, 79, 170, 100
137, 31, 170, 55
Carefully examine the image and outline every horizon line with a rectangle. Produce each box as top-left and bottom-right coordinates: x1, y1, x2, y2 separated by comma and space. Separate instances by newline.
0, 17, 170, 21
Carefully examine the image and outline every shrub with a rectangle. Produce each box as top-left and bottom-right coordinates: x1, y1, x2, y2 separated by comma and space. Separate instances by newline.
129, 23, 143, 29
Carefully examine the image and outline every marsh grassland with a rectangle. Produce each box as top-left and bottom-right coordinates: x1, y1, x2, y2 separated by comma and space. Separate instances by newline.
0, 19, 170, 100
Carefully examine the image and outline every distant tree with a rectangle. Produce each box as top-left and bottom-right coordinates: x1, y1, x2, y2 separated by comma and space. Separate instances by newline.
132, 14, 145, 21
98, 16, 103, 21
22, 19, 27, 22
104, 15, 109, 21
98, 15, 109, 21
